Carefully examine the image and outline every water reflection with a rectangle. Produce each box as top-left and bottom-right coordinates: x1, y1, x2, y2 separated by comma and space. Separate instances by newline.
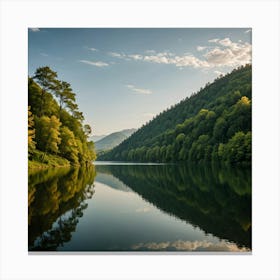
28, 163, 251, 251
95, 163, 251, 249
28, 166, 96, 250
131, 240, 249, 252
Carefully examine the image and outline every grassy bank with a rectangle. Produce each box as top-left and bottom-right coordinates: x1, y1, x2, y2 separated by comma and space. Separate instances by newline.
28, 150, 71, 170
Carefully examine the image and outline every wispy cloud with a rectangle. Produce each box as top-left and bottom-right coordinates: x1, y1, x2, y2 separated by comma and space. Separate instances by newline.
106, 37, 251, 70
126, 84, 152, 95
197, 46, 207, 52
40, 52, 48, 57
245, 29, 252, 33
108, 51, 132, 61
79, 60, 109, 67
208, 38, 219, 43
88, 47, 98, 51
108, 52, 125, 58
30, 28, 40, 32
128, 54, 143, 60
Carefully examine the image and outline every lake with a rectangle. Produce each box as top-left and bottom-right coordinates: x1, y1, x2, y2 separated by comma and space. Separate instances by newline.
28, 162, 251, 252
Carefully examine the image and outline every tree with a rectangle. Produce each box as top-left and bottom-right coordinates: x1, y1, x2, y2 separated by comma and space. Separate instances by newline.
213, 117, 227, 142
29, 66, 97, 166
33, 67, 58, 116
218, 131, 251, 164
59, 126, 79, 164
54, 81, 76, 115
35, 115, 61, 155
83, 124, 92, 137
28, 106, 36, 156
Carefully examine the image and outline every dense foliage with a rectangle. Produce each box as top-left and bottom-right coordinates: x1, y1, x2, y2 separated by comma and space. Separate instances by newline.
99, 65, 252, 164
28, 66, 96, 167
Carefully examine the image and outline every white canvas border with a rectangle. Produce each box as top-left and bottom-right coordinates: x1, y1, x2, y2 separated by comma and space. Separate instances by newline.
0, 0, 279, 279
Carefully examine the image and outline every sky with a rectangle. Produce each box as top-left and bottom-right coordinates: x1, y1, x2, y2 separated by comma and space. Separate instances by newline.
28, 28, 252, 135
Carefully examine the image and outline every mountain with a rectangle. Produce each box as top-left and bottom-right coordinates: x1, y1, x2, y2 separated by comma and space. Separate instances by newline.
99, 65, 252, 164
90, 135, 106, 142
95, 129, 137, 152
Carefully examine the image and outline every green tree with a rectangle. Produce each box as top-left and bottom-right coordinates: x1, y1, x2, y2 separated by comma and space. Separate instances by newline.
54, 81, 76, 115
83, 124, 92, 137
35, 115, 61, 154
33, 67, 58, 116
28, 106, 36, 156
218, 131, 251, 164
59, 126, 79, 164
213, 117, 227, 142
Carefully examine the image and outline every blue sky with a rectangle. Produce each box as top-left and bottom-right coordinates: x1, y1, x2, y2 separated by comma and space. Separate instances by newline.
28, 28, 251, 135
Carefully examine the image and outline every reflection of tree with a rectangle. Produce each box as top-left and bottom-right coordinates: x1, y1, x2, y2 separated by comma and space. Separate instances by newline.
96, 163, 251, 249
28, 166, 96, 250
30, 202, 88, 251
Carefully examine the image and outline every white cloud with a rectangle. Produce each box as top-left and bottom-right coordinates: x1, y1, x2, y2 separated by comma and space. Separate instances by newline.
172, 55, 210, 68
107, 50, 209, 68
128, 54, 143, 60
40, 52, 48, 57
106, 37, 251, 70
144, 54, 170, 64
218, 37, 232, 47
197, 46, 207, 51
204, 39, 252, 67
89, 47, 98, 51
30, 28, 40, 32
131, 240, 250, 252
108, 52, 124, 58
79, 60, 109, 67
208, 38, 219, 43
108, 52, 132, 61
245, 29, 252, 33
126, 84, 152, 95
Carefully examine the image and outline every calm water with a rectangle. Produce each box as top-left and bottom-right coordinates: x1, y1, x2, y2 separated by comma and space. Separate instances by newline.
28, 162, 251, 252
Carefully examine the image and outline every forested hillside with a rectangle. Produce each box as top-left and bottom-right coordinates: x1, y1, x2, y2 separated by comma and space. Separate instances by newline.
28, 66, 96, 168
99, 64, 251, 164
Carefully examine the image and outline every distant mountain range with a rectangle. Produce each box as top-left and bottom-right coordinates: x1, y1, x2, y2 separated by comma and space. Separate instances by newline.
94, 128, 137, 152
90, 135, 107, 142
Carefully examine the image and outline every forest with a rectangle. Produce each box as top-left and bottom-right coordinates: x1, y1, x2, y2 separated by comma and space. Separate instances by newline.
99, 64, 252, 164
28, 66, 96, 168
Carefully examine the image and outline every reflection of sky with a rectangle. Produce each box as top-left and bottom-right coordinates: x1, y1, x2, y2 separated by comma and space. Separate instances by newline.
58, 178, 249, 252
95, 173, 132, 192
131, 240, 250, 252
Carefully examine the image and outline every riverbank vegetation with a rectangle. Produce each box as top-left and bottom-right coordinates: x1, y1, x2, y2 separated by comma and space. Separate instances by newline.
28, 66, 96, 169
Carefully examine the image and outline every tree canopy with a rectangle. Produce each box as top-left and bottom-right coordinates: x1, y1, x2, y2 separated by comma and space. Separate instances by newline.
28, 66, 96, 166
